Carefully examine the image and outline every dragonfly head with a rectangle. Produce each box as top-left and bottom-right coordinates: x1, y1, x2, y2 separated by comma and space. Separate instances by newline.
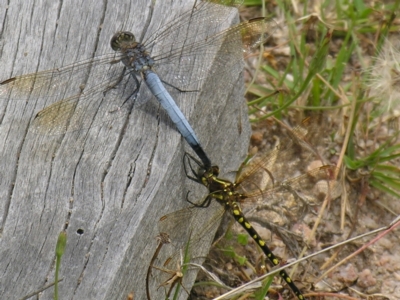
209, 165, 220, 176
111, 31, 138, 51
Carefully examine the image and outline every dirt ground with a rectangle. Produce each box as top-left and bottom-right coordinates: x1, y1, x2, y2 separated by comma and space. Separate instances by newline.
191, 116, 400, 299
190, 2, 400, 300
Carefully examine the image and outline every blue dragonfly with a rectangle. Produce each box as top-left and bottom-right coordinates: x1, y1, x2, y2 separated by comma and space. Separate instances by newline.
0, 0, 274, 168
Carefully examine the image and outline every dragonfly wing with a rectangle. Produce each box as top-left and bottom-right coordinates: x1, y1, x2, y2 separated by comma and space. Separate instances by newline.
153, 17, 277, 91
29, 71, 136, 135
236, 117, 326, 186
143, 1, 242, 53
242, 165, 340, 224
0, 53, 121, 102
149, 202, 224, 299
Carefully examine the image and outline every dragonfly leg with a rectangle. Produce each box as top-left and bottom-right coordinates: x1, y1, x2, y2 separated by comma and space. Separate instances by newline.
161, 78, 199, 93
185, 191, 212, 208
183, 152, 205, 183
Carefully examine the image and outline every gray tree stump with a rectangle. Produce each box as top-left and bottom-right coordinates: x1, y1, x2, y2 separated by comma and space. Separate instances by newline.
0, 1, 251, 299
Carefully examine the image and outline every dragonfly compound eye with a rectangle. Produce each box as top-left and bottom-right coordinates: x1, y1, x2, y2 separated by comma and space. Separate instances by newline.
110, 31, 137, 51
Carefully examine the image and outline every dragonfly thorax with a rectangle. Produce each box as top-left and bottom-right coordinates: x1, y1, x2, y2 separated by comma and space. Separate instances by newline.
200, 165, 220, 186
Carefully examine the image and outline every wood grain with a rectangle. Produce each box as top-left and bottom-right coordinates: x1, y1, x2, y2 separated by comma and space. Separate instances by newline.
0, 1, 251, 299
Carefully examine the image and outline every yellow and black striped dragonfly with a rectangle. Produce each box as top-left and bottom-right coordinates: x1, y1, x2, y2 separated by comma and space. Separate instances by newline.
148, 118, 339, 299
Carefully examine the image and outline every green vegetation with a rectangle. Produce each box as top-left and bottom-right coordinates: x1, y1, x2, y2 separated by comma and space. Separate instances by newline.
194, 0, 400, 299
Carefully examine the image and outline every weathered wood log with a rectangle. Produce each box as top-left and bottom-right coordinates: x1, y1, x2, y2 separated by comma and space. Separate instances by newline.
0, 1, 251, 299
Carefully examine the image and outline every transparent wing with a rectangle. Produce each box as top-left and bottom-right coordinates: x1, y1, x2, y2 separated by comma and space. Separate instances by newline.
142, 0, 244, 51
29, 72, 136, 135
235, 118, 340, 224
240, 165, 339, 221
151, 17, 277, 90
147, 202, 225, 300
236, 117, 317, 186
153, 17, 272, 62
0, 53, 121, 102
